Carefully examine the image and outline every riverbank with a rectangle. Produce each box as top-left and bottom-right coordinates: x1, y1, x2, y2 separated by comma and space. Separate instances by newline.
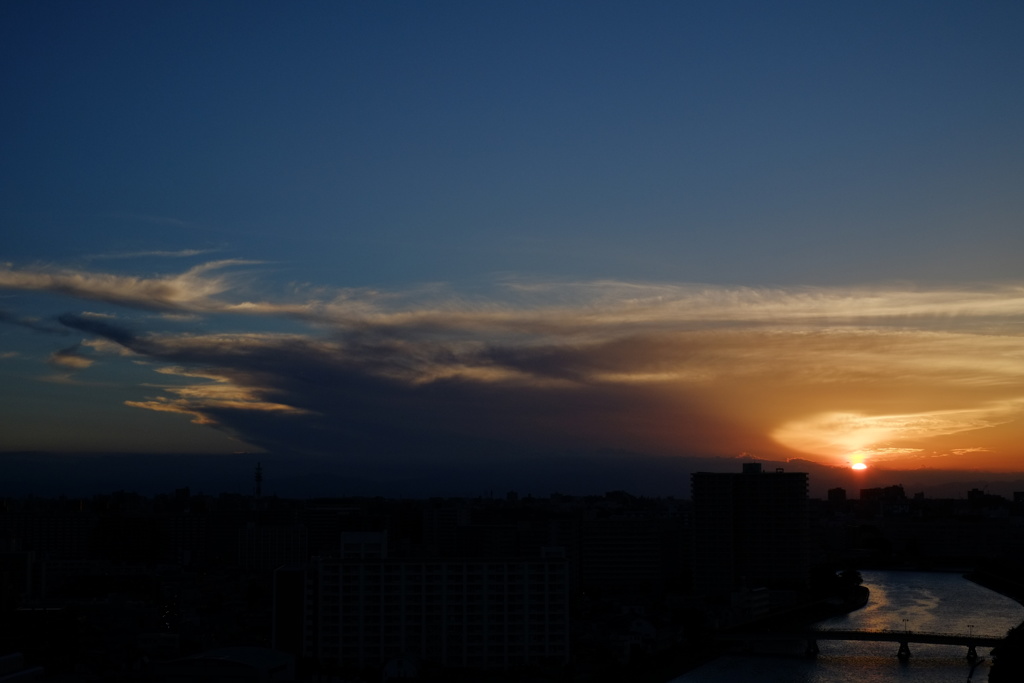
719, 585, 870, 635
649, 586, 871, 682
965, 564, 1024, 607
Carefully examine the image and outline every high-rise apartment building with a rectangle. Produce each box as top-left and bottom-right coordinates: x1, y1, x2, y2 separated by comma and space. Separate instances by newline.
691, 463, 810, 597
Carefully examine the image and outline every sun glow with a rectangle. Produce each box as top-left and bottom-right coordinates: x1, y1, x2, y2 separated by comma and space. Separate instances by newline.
851, 462, 867, 470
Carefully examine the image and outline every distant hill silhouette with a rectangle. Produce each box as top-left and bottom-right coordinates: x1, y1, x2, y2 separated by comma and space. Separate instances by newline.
3, 449, 1023, 499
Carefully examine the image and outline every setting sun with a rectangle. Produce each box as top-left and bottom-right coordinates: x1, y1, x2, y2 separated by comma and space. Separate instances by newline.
851, 463, 868, 470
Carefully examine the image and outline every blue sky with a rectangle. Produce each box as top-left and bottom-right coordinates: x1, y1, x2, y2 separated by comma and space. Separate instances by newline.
2, 2, 1024, 494
6, 1, 1022, 286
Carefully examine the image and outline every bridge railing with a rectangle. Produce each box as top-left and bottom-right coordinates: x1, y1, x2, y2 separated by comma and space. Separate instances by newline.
809, 627, 1002, 640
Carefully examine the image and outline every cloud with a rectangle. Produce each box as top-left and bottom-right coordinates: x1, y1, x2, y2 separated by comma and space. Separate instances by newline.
88, 248, 218, 259
0, 261, 259, 313
57, 313, 140, 348
48, 344, 95, 370
1, 261, 1022, 469
6, 261, 1024, 330
81, 338, 139, 357
125, 364, 314, 425
771, 403, 1024, 460
100, 212, 199, 229
0, 308, 68, 335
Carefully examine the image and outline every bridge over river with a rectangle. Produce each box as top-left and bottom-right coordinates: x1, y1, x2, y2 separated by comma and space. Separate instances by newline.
720, 627, 1004, 660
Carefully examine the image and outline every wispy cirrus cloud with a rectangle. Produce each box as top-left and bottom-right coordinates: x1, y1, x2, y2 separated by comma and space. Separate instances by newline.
87, 248, 219, 260
6, 262, 1024, 330
6, 260, 1024, 469
0, 261, 259, 313
101, 212, 198, 229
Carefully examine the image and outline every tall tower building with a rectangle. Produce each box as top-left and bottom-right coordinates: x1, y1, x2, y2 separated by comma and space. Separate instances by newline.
691, 463, 810, 598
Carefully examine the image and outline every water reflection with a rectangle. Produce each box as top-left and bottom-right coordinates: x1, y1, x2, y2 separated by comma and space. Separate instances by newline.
673, 571, 1024, 683
818, 571, 1021, 638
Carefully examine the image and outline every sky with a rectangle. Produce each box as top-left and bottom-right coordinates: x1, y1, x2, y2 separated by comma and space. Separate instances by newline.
2, 1, 1024, 496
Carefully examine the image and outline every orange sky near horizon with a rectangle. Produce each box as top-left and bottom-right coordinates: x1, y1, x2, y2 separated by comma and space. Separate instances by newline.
3, 263, 1024, 475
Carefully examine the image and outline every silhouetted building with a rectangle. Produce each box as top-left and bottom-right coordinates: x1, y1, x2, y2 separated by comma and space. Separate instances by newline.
691, 463, 810, 598
160, 646, 293, 682
277, 532, 570, 672
238, 522, 307, 573
0, 652, 45, 681
272, 565, 306, 662
860, 485, 906, 502
0, 548, 38, 609
579, 514, 682, 596
860, 484, 910, 517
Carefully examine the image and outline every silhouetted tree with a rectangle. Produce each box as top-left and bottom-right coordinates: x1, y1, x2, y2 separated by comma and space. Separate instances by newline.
839, 568, 863, 588
990, 623, 1024, 682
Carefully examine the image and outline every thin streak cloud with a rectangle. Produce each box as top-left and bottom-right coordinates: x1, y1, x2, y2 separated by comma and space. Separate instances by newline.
101, 212, 198, 229
88, 248, 219, 260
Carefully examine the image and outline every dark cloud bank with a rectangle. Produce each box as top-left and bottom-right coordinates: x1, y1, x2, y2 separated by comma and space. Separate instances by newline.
53, 311, 748, 477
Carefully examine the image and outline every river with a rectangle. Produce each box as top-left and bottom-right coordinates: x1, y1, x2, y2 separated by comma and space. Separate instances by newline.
670, 570, 1024, 682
